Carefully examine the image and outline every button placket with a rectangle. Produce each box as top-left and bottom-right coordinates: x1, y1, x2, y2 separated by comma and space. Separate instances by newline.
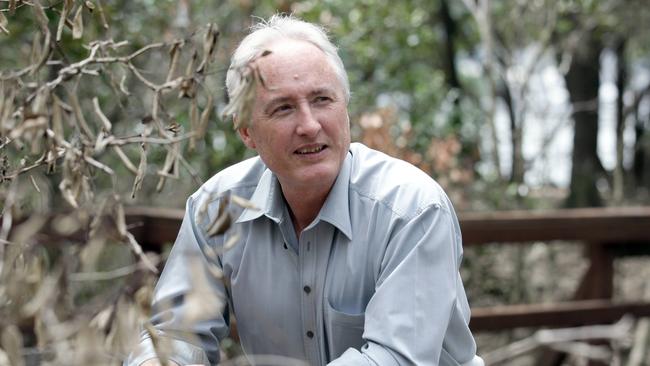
299, 231, 319, 364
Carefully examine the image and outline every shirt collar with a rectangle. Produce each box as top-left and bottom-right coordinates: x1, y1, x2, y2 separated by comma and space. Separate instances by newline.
313, 151, 352, 240
235, 168, 284, 224
235, 151, 353, 241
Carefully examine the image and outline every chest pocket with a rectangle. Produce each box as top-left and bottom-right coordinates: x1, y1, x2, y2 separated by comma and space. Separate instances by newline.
325, 300, 365, 360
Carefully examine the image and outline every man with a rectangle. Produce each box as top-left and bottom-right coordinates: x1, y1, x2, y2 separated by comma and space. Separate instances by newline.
126, 15, 483, 366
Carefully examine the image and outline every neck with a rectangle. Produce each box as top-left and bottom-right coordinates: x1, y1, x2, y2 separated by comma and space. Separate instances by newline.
281, 184, 332, 236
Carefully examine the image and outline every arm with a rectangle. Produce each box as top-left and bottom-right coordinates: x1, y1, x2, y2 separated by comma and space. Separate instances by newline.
124, 196, 229, 366
328, 204, 481, 366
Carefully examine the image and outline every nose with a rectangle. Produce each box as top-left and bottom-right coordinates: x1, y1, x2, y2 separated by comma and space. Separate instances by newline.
295, 103, 321, 137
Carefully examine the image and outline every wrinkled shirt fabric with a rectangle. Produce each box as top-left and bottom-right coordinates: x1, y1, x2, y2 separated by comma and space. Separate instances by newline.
125, 143, 483, 366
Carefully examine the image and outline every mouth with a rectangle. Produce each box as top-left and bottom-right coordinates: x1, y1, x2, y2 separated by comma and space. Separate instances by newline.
295, 144, 327, 155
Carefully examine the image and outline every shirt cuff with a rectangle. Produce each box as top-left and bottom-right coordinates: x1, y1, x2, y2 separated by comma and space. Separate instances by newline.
461, 355, 485, 366
327, 343, 401, 366
124, 336, 210, 366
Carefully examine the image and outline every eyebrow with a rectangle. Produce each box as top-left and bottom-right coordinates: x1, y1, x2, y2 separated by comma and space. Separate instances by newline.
262, 87, 337, 114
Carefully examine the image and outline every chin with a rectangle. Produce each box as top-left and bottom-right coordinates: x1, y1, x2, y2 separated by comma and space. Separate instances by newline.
295, 168, 338, 188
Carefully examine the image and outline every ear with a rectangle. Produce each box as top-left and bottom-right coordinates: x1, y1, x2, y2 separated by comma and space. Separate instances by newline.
238, 126, 257, 149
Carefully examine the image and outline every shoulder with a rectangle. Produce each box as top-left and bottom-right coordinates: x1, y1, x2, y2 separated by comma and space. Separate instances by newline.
348, 143, 452, 219
189, 155, 265, 207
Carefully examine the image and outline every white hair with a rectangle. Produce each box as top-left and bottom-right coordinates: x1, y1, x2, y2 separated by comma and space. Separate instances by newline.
225, 14, 350, 103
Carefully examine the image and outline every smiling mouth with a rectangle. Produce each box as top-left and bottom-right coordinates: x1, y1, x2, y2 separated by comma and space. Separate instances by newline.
295, 145, 327, 154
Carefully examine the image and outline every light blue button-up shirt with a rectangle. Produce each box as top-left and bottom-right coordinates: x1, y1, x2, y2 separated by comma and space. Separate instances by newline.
126, 143, 482, 366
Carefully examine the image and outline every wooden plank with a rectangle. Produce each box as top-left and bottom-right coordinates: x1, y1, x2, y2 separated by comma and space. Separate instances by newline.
459, 206, 650, 245
119, 206, 650, 247
470, 300, 650, 331
125, 206, 184, 251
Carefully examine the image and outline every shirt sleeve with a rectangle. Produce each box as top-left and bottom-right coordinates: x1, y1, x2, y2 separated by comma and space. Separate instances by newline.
124, 196, 230, 366
327, 203, 482, 366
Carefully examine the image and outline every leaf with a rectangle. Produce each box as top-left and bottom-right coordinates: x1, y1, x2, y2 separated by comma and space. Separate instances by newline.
96, 0, 109, 29
22, 271, 60, 317
188, 96, 199, 150
131, 143, 147, 199
112, 146, 138, 174
92, 97, 112, 131
84, 1, 96, 12
197, 23, 219, 74
207, 196, 230, 236
231, 194, 258, 210
72, 5, 84, 40
1, 325, 24, 366
0, 12, 9, 35
197, 92, 214, 141
30, 30, 43, 66
115, 201, 127, 237
57, 0, 72, 41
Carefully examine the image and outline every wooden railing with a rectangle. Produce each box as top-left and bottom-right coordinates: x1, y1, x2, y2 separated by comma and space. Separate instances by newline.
123, 206, 650, 333
125, 206, 650, 331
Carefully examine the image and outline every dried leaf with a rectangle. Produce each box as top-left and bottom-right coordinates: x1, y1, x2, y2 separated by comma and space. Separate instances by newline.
112, 146, 138, 174
197, 23, 219, 74
207, 195, 230, 237
79, 237, 106, 272
166, 42, 182, 82
231, 194, 258, 210
53, 213, 82, 236
57, 0, 73, 41
222, 64, 259, 129
1, 325, 24, 366
96, 0, 109, 29
188, 96, 199, 150
92, 97, 112, 131
223, 232, 240, 250
119, 72, 131, 95
29, 174, 41, 192
182, 257, 224, 326
67, 87, 95, 139
106, 297, 140, 353
125, 231, 158, 273
156, 143, 179, 192
208, 211, 231, 237
30, 1, 51, 75
84, 154, 114, 175
115, 201, 127, 237
0, 12, 9, 35
51, 96, 65, 145
72, 5, 84, 39
31, 1, 49, 31
197, 92, 214, 141
30, 30, 43, 66
131, 143, 147, 198
22, 271, 60, 317
145, 323, 171, 365
84, 1, 96, 11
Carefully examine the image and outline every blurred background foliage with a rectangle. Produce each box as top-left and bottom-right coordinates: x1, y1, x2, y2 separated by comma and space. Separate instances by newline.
3, 0, 650, 211
1, 0, 650, 364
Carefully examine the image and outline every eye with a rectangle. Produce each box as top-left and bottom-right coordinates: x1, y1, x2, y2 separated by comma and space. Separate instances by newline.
271, 104, 293, 116
312, 95, 332, 105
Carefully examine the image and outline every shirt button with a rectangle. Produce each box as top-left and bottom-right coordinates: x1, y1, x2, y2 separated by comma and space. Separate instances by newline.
306, 330, 314, 338
303, 285, 311, 294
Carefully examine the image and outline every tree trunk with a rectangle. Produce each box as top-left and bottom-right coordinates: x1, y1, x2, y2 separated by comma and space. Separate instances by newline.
634, 105, 650, 189
439, 0, 461, 91
565, 32, 604, 208
613, 40, 627, 203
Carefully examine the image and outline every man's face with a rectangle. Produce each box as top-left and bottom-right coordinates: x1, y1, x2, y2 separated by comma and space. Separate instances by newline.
238, 40, 351, 195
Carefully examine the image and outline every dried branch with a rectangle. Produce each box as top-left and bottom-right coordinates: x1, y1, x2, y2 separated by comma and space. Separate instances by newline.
483, 316, 634, 365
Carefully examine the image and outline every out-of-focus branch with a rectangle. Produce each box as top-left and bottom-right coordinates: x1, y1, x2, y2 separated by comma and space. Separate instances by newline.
482, 316, 634, 365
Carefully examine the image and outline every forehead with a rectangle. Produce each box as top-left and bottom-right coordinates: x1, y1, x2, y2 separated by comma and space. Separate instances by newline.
255, 39, 341, 97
